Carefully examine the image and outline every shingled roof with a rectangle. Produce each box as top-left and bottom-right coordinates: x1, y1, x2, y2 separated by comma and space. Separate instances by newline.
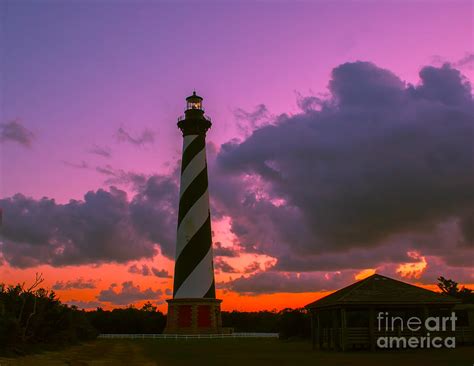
305, 274, 460, 308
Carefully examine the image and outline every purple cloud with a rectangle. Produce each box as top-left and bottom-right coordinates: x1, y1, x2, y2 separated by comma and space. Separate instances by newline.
98, 281, 163, 305
116, 127, 155, 146
88, 144, 112, 158
214, 242, 239, 257
215, 258, 239, 274
0, 188, 159, 267
128, 263, 171, 278
52, 277, 97, 290
215, 62, 474, 275
224, 270, 356, 295
66, 299, 103, 310
0, 120, 35, 147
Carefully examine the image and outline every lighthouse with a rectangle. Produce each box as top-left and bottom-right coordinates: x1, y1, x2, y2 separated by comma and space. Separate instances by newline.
165, 92, 222, 334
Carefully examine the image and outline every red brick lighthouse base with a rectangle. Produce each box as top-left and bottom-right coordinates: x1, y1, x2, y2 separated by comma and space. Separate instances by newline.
164, 298, 222, 334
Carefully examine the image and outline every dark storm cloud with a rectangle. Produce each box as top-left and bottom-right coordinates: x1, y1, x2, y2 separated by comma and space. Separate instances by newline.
459, 211, 474, 246
415, 256, 474, 284
0, 189, 158, 267
116, 127, 155, 146
52, 278, 97, 290
216, 62, 474, 272
0, 120, 35, 147
276, 219, 474, 272
0, 173, 179, 267
224, 270, 356, 295
129, 175, 179, 258
98, 281, 162, 305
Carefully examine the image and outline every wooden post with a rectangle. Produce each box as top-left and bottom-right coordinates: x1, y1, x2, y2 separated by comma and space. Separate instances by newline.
318, 312, 324, 349
341, 307, 347, 352
369, 307, 375, 351
332, 308, 338, 350
315, 312, 320, 349
311, 310, 316, 350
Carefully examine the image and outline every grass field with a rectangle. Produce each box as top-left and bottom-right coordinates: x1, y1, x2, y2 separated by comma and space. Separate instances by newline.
0, 339, 473, 366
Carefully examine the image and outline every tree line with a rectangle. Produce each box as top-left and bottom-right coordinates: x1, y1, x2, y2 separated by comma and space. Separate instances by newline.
84, 305, 310, 339
0, 276, 309, 355
1, 275, 471, 355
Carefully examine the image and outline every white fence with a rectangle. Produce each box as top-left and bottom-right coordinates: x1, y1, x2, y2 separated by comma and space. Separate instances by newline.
98, 333, 279, 340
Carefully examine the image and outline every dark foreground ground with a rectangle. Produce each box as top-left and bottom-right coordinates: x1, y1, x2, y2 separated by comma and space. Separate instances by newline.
0, 339, 473, 366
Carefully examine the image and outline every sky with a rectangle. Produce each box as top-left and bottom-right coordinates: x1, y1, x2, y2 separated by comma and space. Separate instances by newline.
0, 0, 473, 312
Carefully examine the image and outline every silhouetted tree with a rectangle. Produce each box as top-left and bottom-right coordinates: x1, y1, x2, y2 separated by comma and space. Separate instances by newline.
278, 308, 311, 339
221, 310, 279, 333
220, 309, 310, 339
0, 275, 97, 355
438, 276, 474, 303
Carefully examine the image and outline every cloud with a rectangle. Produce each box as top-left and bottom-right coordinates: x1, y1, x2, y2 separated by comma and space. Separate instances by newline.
128, 263, 171, 278
234, 104, 273, 137
224, 270, 356, 295
62, 160, 89, 169
214, 258, 239, 274
431, 53, 474, 70
0, 120, 35, 147
129, 175, 179, 258
454, 53, 474, 70
0, 167, 179, 267
215, 61, 474, 274
295, 91, 325, 113
88, 144, 112, 158
96, 165, 148, 187
412, 256, 474, 284
52, 278, 97, 290
116, 127, 155, 146
213, 242, 239, 257
0, 188, 158, 267
66, 299, 103, 310
243, 261, 261, 273
223, 249, 474, 295
151, 268, 172, 278
98, 281, 162, 305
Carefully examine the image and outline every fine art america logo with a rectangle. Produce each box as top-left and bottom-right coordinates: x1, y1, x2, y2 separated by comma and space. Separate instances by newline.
377, 312, 457, 349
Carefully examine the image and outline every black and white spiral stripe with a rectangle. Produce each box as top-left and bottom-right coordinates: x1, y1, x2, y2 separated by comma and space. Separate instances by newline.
173, 134, 215, 299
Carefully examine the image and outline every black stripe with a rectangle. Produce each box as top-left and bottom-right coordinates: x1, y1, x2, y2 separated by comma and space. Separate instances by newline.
203, 278, 216, 299
178, 168, 208, 227
181, 136, 205, 173
173, 214, 212, 296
